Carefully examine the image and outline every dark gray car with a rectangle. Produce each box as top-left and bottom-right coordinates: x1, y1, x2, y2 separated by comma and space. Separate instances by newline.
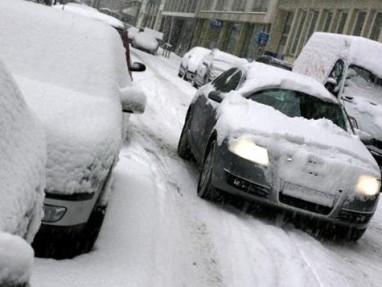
178, 63, 381, 241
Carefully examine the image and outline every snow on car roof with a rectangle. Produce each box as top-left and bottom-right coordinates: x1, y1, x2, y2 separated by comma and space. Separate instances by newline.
240, 62, 338, 103
212, 49, 248, 65
0, 0, 128, 195
295, 32, 382, 80
55, 2, 125, 29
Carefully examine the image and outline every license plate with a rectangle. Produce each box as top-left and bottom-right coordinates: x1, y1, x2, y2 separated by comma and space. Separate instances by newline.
282, 182, 335, 207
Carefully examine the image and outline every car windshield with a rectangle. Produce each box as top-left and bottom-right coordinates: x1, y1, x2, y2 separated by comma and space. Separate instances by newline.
248, 89, 347, 130
344, 65, 382, 102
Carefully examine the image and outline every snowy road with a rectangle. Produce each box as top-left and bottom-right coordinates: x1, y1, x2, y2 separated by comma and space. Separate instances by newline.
32, 49, 382, 287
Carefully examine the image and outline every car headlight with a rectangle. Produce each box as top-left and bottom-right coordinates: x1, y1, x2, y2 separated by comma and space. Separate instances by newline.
42, 204, 67, 223
228, 137, 269, 166
356, 175, 381, 196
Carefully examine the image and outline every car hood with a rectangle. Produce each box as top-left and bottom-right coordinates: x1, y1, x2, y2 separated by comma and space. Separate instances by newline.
216, 93, 379, 174
16, 76, 123, 195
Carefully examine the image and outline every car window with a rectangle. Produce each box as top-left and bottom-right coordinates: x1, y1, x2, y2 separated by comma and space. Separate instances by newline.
328, 59, 345, 84
212, 68, 243, 93
248, 89, 347, 130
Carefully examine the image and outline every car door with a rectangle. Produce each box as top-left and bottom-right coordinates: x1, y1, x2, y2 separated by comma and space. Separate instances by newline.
189, 68, 245, 162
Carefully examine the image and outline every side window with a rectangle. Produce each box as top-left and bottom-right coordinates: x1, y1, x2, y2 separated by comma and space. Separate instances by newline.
213, 68, 244, 93
328, 59, 345, 84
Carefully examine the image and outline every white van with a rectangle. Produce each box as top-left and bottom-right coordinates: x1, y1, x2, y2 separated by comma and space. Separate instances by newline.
294, 32, 382, 166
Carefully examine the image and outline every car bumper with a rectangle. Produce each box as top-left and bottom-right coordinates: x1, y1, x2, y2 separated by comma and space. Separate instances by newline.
210, 142, 379, 229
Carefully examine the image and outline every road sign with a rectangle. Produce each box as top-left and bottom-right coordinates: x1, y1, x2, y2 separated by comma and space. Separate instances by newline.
256, 32, 270, 46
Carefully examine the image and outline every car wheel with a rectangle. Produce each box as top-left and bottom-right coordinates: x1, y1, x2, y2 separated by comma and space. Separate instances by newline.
177, 114, 193, 160
81, 204, 107, 253
33, 203, 107, 259
347, 227, 366, 241
197, 140, 220, 201
178, 70, 183, 78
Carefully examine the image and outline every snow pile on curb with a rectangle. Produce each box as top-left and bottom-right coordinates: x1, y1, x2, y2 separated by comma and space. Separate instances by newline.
0, 232, 34, 286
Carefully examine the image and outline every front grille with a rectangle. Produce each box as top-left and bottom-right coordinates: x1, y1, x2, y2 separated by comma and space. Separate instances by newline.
225, 171, 270, 198
279, 193, 332, 215
337, 209, 373, 224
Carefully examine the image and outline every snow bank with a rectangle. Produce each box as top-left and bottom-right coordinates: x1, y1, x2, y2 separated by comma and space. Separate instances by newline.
240, 63, 337, 103
0, 232, 33, 286
216, 94, 379, 195
0, 61, 46, 241
54, 3, 125, 29
0, 0, 129, 195
133, 32, 159, 52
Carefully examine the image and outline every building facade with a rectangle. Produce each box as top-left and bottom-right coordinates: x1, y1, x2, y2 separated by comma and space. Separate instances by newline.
160, 0, 278, 58
267, 0, 382, 62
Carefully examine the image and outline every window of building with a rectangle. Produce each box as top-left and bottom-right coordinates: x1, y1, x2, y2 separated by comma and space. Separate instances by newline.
215, 0, 229, 11
290, 10, 307, 55
306, 10, 319, 41
370, 12, 382, 40
352, 10, 367, 36
232, 0, 246, 12
334, 10, 348, 34
277, 11, 294, 56
321, 10, 333, 32
251, 0, 268, 12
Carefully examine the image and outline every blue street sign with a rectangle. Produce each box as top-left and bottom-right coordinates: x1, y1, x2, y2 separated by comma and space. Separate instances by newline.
256, 31, 270, 46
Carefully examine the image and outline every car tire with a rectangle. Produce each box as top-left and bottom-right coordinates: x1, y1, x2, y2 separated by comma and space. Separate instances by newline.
197, 140, 220, 202
178, 70, 183, 78
177, 114, 193, 160
348, 227, 366, 241
32, 203, 107, 259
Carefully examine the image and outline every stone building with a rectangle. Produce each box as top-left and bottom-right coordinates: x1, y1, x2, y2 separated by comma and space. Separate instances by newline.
160, 0, 278, 58
267, 0, 382, 62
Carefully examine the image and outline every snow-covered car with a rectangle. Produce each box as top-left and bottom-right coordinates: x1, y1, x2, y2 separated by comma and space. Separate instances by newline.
127, 26, 140, 42
256, 55, 292, 71
0, 0, 146, 259
294, 32, 382, 168
55, 3, 146, 75
193, 49, 248, 88
132, 31, 160, 54
178, 62, 381, 240
0, 61, 46, 286
178, 46, 211, 81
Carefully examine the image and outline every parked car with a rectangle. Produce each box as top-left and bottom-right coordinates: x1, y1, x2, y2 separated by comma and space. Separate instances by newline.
0, 0, 146, 258
193, 49, 248, 88
178, 46, 211, 81
55, 3, 146, 75
132, 31, 160, 54
178, 62, 381, 240
0, 60, 46, 286
256, 55, 292, 71
294, 32, 382, 167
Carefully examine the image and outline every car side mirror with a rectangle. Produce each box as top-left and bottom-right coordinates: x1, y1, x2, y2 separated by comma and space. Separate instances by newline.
208, 90, 223, 103
130, 62, 146, 72
120, 85, 146, 114
325, 77, 340, 95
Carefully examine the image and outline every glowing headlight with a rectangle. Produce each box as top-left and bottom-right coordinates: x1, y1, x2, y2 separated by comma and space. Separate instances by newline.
228, 137, 269, 166
356, 175, 381, 196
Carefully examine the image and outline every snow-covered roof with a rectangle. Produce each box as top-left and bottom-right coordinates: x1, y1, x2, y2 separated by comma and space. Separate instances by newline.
212, 49, 248, 65
294, 32, 382, 82
0, 60, 45, 241
0, 0, 129, 195
55, 3, 125, 29
240, 62, 338, 103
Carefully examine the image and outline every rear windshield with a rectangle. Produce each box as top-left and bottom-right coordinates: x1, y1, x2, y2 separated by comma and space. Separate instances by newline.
248, 89, 347, 130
